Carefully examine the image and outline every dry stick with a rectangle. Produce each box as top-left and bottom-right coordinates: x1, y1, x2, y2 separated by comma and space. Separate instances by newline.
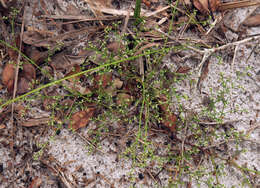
0, 0, 7, 8
195, 35, 260, 90
10, 6, 26, 188
121, 10, 130, 35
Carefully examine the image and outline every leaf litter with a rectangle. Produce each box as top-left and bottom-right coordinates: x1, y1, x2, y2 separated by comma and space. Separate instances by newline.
0, 0, 260, 187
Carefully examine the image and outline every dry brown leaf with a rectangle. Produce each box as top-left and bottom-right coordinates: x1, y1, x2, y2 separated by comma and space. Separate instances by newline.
176, 66, 191, 74
163, 112, 177, 133
112, 78, 123, 89
23, 30, 55, 47
2, 63, 15, 87
0, 124, 6, 129
104, 77, 123, 96
159, 95, 177, 133
142, 0, 151, 8
193, 0, 220, 14
8, 36, 22, 60
107, 41, 124, 53
17, 77, 30, 94
116, 93, 133, 106
15, 63, 36, 94
28, 176, 42, 188
69, 108, 95, 130
25, 48, 48, 64
21, 63, 36, 81
243, 14, 260, 27
94, 73, 113, 88
65, 65, 81, 82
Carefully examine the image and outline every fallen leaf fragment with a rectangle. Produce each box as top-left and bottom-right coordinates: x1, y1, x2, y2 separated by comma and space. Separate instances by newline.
243, 14, 260, 27
105, 78, 123, 96
21, 63, 36, 81
2, 62, 36, 94
69, 108, 95, 130
116, 93, 133, 106
142, 0, 151, 8
17, 63, 36, 94
29, 176, 42, 188
107, 41, 124, 54
94, 73, 113, 88
159, 95, 177, 133
0, 124, 6, 129
2, 63, 15, 89
176, 66, 191, 74
65, 65, 81, 82
193, 0, 220, 14
23, 30, 55, 47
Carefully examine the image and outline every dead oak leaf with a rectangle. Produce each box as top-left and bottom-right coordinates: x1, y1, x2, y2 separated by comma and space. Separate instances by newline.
69, 108, 95, 130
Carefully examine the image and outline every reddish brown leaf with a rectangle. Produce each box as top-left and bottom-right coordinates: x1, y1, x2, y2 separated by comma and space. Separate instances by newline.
2, 63, 15, 92
142, 0, 151, 8
159, 95, 177, 133
29, 176, 42, 188
176, 66, 191, 74
94, 73, 113, 88
107, 41, 124, 53
21, 63, 36, 81
2, 63, 15, 86
69, 108, 95, 130
65, 65, 81, 82
243, 14, 260, 27
162, 112, 177, 133
17, 77, 30, 94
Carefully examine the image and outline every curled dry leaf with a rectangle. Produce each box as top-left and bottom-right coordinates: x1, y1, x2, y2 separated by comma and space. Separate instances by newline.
243, 14, 260, 27
69, 108, 95, 130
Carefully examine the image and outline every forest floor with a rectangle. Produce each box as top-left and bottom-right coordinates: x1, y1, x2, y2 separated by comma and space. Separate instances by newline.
0, 0, 259, 187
